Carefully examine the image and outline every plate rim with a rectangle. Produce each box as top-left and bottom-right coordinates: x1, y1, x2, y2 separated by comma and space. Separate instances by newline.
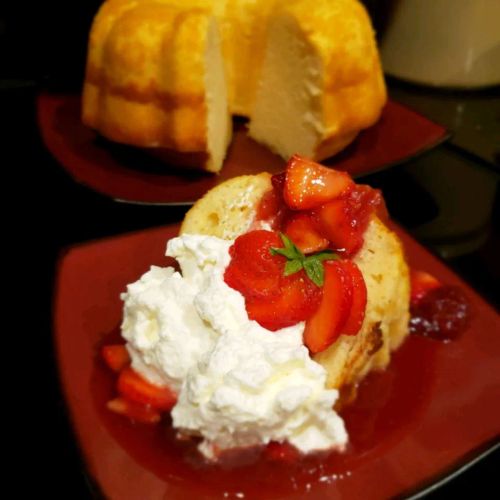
52, 222, 500, 499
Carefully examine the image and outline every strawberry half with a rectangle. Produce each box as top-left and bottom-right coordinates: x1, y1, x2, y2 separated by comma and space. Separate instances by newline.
107, 397, 161, 424
102, 344, 130, 372
117, 367, 177, 411
283, 212, 329, 254
410, 270, 441, 306
284, 155, 353, 210
303, 261, 353, 353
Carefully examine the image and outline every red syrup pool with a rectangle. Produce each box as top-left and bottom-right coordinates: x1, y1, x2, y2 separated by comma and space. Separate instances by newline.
91, 329, 437, 498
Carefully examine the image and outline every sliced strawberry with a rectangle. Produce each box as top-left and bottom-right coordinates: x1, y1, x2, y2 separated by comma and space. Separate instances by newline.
107, 397, 161, 424
101, 344, 130, 372
410, 270, 441, 306
283, 212, 329, 254
303, 261, 353, 353
117, 367, 177, 411
338, 261, 367, 336
224, 263, 281, 300
316, 198, 363, 256
265, 441, 300, 462
226, 231, 285, 297
230, 231, 283, 274
246, 272, 321, 331
316, 185, 384, 257
284, 155, 354, 210
224, 230, 285, 298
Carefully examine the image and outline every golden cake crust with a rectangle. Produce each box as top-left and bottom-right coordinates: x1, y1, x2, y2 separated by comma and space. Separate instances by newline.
180, 173, 272, 238
82, 1, 226, 171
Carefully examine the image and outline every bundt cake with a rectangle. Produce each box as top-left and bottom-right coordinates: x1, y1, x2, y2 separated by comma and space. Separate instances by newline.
180, 164, 410, 391
83, 0, 386, 173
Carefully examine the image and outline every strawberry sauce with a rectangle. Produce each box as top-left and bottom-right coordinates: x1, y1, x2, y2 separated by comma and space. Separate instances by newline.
410, 285, 471, 341
92, 328, 436, 498
92, 160, 471, 496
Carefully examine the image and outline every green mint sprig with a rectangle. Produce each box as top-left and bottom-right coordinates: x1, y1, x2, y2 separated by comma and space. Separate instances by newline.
270, 233, 338, 287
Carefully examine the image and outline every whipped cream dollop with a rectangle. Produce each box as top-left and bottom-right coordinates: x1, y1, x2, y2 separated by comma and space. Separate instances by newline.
120, 234, 348, 458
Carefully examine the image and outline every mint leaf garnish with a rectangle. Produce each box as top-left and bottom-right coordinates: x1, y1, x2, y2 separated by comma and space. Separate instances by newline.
312, 251, 339, 262
303, 259, 324, 287
270, 233, 338, 286
270, 233, 303, 260
284, 259, 303, 276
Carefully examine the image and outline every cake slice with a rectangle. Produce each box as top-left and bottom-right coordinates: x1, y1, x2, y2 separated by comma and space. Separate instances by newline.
181, 161, 409, 391
82, 1, 231, 173
248, 0, 386, 161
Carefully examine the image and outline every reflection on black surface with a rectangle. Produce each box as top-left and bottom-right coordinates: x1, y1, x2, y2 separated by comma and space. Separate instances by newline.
362, 168, 440, 228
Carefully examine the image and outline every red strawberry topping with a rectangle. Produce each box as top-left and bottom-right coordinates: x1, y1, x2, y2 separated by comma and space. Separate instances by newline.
255, 175, 287, 230
316, 185, 384, 257
246, 270, 321, 331
410, 286, 471, 341
410, 269, 442, 306
117, 367, 177, 411
338, 260, 368, 336
107, 397, 161, 424
284, 155, 354, 210
224, 230, 285, 299
101, 344, 130, 372
225, 230, 322, 330
283, 212, 329, 254
303, 261, 353, 353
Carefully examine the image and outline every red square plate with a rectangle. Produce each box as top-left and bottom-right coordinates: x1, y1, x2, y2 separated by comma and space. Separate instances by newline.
39, 93, 448, 205
53, 224, 499, 499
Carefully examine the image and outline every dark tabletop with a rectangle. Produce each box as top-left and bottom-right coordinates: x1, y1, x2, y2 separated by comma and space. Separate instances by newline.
3, 3, 499, 498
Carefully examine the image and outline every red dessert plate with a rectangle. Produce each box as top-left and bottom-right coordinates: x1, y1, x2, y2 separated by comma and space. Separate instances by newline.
38, 93, 448, 205
54, 223, 499, 499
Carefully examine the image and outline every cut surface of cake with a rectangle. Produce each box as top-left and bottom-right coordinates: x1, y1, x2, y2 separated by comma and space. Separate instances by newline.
248, 0, 387, 161
83, 0, 386, 172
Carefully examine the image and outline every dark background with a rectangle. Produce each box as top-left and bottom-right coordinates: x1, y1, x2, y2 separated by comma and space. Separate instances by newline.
3, 2, 499, 498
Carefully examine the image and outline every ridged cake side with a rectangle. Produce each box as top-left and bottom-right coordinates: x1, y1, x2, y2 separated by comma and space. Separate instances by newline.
82, 1, 231, 172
